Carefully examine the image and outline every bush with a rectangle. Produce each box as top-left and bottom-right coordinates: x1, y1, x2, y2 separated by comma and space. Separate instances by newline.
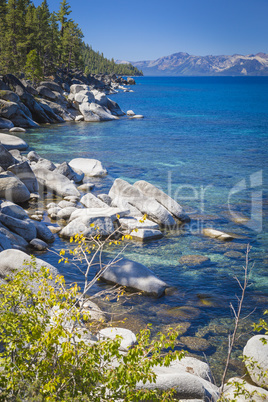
0, 257, 184, 401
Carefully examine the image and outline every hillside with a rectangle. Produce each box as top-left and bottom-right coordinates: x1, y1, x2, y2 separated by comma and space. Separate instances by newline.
122, 52, 268, 76
0, 0, 141, 80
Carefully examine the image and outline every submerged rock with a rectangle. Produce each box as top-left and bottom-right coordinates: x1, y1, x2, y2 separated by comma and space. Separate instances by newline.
202, 228, 234, 241
179, 255, 210, 267
179, 336, 211, 352
100, 258, 168, 297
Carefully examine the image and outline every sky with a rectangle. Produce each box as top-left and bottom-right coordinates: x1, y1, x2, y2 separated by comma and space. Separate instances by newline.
34, 0, 268, 61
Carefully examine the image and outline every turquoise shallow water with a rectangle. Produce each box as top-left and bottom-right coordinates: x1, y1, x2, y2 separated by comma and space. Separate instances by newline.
18, 76, 268, 382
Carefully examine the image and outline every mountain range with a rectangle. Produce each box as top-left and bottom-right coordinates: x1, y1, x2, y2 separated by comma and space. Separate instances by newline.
117, 52, 268, 76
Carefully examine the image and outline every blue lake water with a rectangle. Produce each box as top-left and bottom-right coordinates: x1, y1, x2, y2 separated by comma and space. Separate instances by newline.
19, 76, 268, 381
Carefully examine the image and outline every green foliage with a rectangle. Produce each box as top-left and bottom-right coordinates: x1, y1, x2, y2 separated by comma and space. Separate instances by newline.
0, 0, 142, 78
25, 49, 43, 82
0, 256, 184, 401
253, 309, 268, 341
81, 43, 143, 76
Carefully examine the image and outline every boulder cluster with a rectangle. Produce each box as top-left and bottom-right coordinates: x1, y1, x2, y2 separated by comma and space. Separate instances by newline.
0, 70, 136, 129
0, 136, 191, 296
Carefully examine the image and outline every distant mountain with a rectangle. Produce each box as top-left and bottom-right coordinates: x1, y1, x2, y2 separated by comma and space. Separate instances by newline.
117, 52, 268, 76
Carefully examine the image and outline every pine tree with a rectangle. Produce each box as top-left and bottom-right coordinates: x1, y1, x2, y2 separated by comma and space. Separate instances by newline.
4, 0, 31, 73
24, 48, 42, 82
0, 0, 7, 73
35, 0, 51, 74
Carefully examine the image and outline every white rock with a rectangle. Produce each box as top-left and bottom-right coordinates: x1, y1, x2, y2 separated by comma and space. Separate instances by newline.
81, 299, 106, 322
32, 167, 80, 198
69, 158, 107, 177
54, 161, 84, 184
0, 171, 30, 203
136, 372, 219, 401
75, 115, 84, 122
243, 335, 268, 389
60, 216, 115, 238
126, 110, 135, 116
223, 377, 268, 401
134, 180, 189, 222
0, 249, 58, 279
70, 84, 89, 94
8, 161, 39, 194
47, 207, 61, 217
46, 202, 58, 209
9, 127, 26, 133
77, 182, 95, 192
129, 114, 144, 119
74, 90, 94, 104
80, 193, 108, 208
47, 225, 61, 234
111, 196, 141, 217
0, 132, 28, 150
108, 178, 176, 227
93, 92, 108, 107
100, 258, 167, 297
130, 228, 163, 241
57, 206, 77, 220
89, 103, 118, 121
79, 102, 101, 122
27, 150, 41, 162
97, 193, 112, 206
203, 228, 234, 241
119, 216, 159, 231
69, 207, 129, 222
99, 327, 136, 351
58, 200, 76, 209
153, 356, 213, 382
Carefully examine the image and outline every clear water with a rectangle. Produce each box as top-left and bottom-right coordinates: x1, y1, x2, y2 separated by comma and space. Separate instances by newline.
18, 76, 268, 382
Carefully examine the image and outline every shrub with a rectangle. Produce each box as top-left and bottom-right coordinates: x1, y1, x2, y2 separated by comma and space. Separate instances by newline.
0, 258, 184, 401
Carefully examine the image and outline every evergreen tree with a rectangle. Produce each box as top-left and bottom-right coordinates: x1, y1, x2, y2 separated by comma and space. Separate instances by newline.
4, 0, 31, 73
24, 48, 42, 82
0, 0, 142, 77
35, 0, 51, 74
47, 11, 60, 73
0, 0, 7, 73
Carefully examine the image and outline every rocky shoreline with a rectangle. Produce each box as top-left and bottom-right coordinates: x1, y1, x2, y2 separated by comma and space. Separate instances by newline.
0, 70, 140, 129
0, 73, 267, 400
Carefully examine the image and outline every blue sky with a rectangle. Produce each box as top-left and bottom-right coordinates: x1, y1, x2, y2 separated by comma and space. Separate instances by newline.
35, 0, 268, 61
